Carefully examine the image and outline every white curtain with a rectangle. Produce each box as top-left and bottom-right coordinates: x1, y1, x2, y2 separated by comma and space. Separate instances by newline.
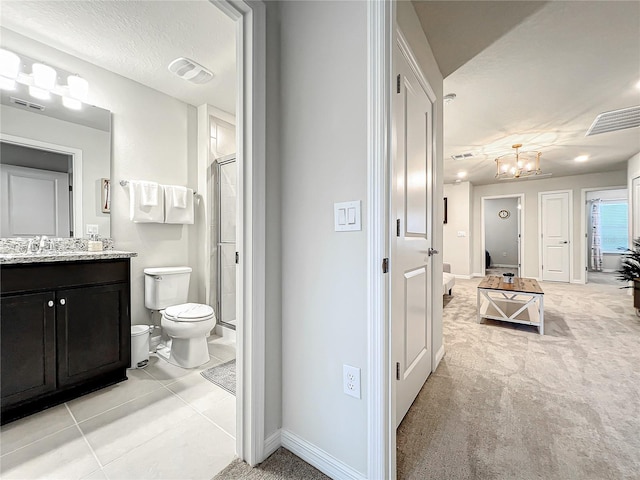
590, 200, 603, 271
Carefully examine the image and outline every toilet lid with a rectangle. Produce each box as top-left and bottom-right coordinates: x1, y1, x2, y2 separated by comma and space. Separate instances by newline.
164, 303, 215, 322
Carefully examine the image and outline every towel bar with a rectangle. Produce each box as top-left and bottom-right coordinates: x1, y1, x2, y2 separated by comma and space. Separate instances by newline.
119, 180, 197, 195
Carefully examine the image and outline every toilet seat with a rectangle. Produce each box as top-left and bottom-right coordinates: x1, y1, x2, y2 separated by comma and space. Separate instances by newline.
163, 303, 215, 323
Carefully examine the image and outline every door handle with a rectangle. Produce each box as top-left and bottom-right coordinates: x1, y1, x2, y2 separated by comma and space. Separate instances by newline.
428, 248, 439, 256
59, 299, 66, 306
560, 241, 568, 244
47, 300, 54, 307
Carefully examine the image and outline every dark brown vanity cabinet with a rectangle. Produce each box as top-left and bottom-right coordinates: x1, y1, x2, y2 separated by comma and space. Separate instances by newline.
1, 259, 131, 424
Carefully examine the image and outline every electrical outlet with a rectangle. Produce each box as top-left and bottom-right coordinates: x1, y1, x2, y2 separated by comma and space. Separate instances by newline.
343, 364, 361, 399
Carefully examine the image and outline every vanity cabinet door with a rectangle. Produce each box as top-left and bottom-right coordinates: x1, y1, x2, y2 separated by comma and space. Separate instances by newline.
1, 292, 56, 407
56, 283, 130, 387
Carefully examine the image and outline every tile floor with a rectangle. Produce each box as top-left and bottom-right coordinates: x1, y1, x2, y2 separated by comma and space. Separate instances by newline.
0, 335, 237, 480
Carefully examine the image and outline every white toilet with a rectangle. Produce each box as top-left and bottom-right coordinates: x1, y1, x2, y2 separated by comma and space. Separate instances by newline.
144, 266, 216, 368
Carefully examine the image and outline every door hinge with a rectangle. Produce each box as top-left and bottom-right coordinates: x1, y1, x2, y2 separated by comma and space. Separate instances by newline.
382, 258, 389, 274
396, 219, 400, 237
396, 362, 400, 380
235, 252, 239, 264
396, 74, 401, 94
69, 185, 73, 192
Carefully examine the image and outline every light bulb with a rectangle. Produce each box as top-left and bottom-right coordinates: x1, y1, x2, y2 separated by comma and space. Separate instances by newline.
0, 76, 16, 90
0, 49, 20, 79
32, 63, 57, 90
29, 86, 50, 100
510, 167, 517, 175
501, 164, 509, 172
62, 96, 82, 110
526, 163, 532, 171
67, 75, 88, 100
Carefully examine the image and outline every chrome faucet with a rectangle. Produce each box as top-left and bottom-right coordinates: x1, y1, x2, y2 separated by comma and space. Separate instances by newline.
26, 235, 50, 254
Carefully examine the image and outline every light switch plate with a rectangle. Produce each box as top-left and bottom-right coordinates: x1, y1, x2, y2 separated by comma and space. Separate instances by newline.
334, 201, 361, 231
86, 224, 99, 235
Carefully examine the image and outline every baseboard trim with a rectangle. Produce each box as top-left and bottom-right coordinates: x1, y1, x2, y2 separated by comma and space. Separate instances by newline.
454, 274, 472, 280
472, 272, 484, 278
280, 429, 366, 480
263, 429, 281, 459
491, 263, 518, 268
434, 344, 445, 371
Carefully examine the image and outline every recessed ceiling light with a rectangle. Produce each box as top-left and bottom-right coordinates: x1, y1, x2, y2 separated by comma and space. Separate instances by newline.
636, 80, 640, 90
457, 171, 467, 178
444, 93, 457, 104
575, 155, 589, 162
455, 179, 462, 183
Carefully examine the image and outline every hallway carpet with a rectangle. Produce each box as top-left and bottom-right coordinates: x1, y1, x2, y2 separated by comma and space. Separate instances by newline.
397, 278, 640, 479
212, 448, 329, 479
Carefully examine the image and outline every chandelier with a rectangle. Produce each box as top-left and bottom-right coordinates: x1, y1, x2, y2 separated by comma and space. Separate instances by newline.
495, 144, 542, 179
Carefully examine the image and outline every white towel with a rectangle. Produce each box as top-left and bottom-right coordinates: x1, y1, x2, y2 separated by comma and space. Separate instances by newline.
169, 185, 188, 209
137, 181, 160, 206
163, 186, 194, 224
129, 181, 164, 223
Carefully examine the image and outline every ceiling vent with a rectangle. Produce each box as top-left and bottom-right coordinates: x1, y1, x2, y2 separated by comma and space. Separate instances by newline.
10, 96, 45, 111
586, 106, 640, 136
451, 152, 474, 161
168, 57, 214, 84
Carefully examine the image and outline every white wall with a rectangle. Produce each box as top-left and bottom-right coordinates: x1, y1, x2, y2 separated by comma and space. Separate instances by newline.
279, 1, 369, 472
472, 170, 627, 280
443, 181, 472, 275
484, 197, 519, 267
276, 1, 443, 475
2, 29, 200, 325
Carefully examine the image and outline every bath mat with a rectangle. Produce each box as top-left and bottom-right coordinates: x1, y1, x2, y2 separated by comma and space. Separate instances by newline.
201, 359, 236, 395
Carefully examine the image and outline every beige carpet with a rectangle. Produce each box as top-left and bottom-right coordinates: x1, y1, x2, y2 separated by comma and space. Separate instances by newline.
213, 448, 329, 479
397, 278, 640, 479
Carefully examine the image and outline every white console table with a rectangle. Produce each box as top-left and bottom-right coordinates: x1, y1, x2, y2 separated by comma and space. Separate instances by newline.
477, 276, 545, 335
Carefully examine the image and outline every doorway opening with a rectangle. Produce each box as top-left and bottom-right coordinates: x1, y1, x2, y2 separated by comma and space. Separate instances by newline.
582, 187, 628, 285
482, 195, 523, 277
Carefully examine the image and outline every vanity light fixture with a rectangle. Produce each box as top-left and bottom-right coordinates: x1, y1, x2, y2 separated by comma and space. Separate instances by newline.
574, 154, 589, 162
0, 49, 90, 110
0, 48, 20, 90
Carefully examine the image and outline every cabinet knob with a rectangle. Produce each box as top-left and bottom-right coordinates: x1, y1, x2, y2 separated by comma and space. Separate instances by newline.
59, 299, 66, 306
48, 300, 54, 307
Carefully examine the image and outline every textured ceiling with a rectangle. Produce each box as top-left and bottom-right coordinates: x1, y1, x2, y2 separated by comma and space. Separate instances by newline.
0, 0, 236, 113
414, 0, 640, 185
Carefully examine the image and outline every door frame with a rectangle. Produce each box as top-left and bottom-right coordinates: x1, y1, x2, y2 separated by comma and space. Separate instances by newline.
579, 185, 627, 284
214, 0, 266, 466
480, 194, 525, 276
0, 133, 82, 237
538, 189, 573, 282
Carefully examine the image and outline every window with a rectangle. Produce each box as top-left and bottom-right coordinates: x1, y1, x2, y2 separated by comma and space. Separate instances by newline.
600, 201, 628, 253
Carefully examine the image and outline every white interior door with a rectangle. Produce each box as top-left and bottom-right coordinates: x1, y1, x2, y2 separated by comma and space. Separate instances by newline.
633, 177, 640, 240
392, 45, 433, 427
541, 191, 571, 282
0, 164, 70, 237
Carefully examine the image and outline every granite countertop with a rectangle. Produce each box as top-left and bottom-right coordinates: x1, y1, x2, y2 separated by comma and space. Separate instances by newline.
0, 250, 138, 265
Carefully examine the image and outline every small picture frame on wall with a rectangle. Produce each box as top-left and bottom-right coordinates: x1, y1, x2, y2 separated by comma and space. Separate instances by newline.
101, 178, 111, 213
444, 197, 448, 224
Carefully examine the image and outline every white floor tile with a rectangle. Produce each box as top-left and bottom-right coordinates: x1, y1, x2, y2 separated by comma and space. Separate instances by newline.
78, 388, 198, 466
80, 468, 109, 480
166, 373, 232, 413
0, 404, 75, 456
67, 369, 164, 423
202, 395, 236, 437
102, 415, 236, 480
0, 426, 101, 480
206, 338, 236, 363
143, 355, 218, 386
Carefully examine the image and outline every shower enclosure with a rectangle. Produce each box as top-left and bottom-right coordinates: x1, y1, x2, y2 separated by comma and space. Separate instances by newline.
212, 154, 237, 329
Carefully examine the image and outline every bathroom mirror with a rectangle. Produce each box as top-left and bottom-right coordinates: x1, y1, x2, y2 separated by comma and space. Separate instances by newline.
0, 81, 111, 238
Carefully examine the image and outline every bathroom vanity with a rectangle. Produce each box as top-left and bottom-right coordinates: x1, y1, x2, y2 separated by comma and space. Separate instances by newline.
0, 250, 136, 424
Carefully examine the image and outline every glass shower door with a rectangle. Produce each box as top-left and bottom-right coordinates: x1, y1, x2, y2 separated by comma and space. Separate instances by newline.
216, 157, 237, 329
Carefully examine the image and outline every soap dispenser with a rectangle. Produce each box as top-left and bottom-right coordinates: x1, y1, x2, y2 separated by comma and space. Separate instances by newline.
88, 234, 103, 252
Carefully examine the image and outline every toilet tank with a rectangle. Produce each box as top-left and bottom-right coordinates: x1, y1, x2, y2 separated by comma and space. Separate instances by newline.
144, 266, 192, 310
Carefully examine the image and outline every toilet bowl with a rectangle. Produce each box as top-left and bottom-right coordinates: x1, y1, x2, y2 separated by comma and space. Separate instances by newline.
158, 303, 216, 368
143, 267, 216, 369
